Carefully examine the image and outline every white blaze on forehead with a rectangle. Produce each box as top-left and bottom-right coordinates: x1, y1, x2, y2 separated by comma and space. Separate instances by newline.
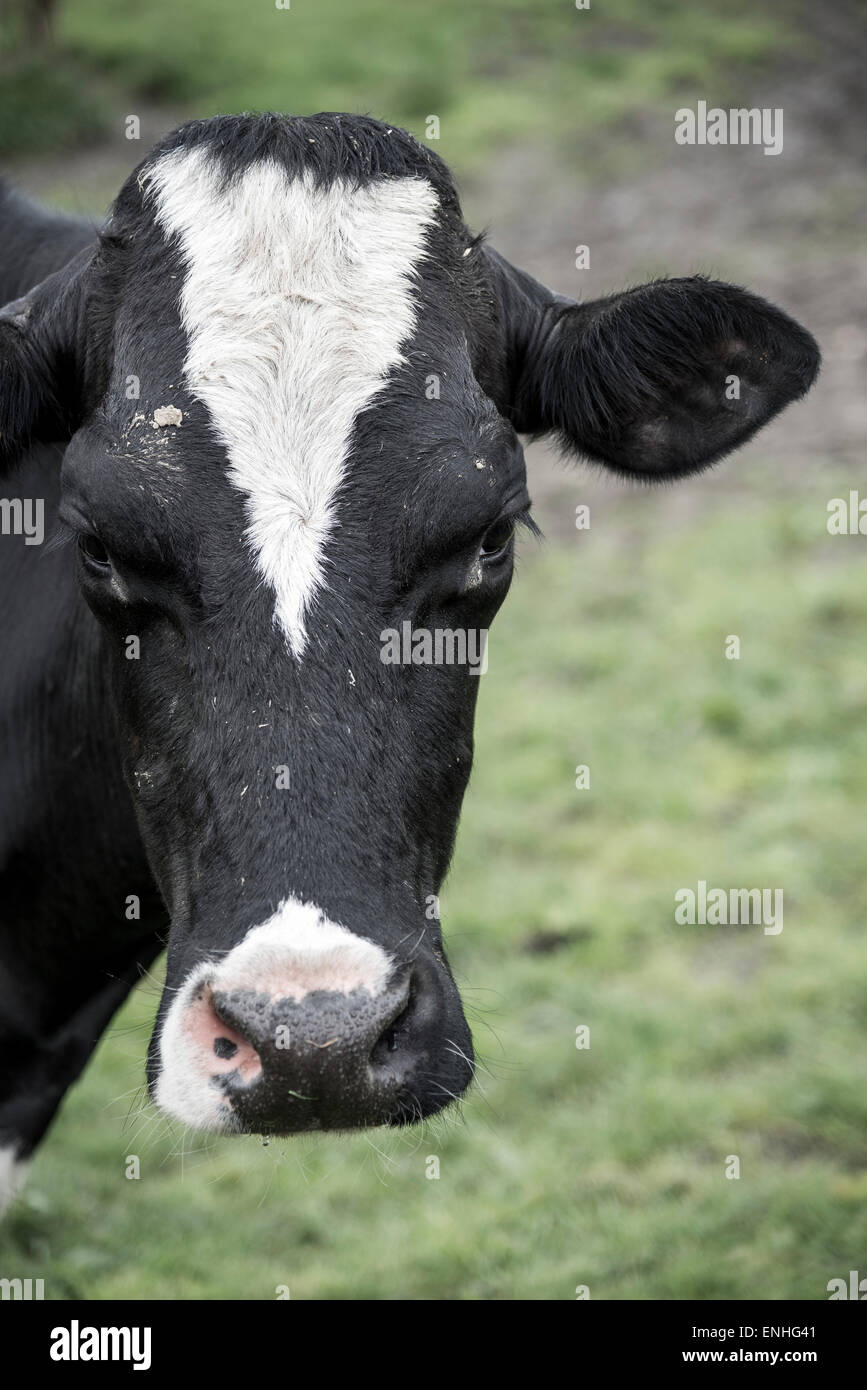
144, 147, 438, 655
154, 897, 393, 1132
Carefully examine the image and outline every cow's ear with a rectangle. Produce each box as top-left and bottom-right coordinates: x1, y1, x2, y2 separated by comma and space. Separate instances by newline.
0, 248, 93, 464
485, 251, 820, 479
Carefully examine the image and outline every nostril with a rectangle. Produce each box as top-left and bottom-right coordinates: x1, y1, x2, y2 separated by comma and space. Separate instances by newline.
186, 985, 263, 1084
370, 974, 416, 1068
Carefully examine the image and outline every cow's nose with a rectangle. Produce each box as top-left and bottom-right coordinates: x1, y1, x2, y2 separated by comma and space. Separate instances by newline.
152, 901, 475, 1133
192, 968, 425, 1132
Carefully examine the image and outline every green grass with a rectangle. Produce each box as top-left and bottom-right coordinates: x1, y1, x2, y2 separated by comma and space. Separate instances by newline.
0, 0, 795, 166
3, 462, 864, 1299
0, 58, 111, 157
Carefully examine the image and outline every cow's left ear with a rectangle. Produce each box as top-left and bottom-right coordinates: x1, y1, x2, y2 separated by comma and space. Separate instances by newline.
0, 247, 94, 465
484, 250, 820, 479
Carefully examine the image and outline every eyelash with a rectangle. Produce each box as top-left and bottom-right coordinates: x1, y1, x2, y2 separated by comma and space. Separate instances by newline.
479, 507, 540, 563
43, 520, 80, 555
46, 520, 112, 572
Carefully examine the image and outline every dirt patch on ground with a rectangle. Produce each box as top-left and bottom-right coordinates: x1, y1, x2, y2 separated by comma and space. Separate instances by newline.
461, 1, 867, 536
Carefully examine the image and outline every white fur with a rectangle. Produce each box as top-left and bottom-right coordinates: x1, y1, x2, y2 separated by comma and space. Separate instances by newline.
145, 148, 438, 656
0, 1144, 28, 1216
154, 897, 393, 1131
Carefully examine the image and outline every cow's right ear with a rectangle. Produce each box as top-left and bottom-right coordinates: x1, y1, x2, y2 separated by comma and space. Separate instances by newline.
0, 248, 93, 464
483, 246, 820, 481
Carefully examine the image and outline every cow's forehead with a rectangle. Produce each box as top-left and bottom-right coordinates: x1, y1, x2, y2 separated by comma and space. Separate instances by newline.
133, 146, 440, 657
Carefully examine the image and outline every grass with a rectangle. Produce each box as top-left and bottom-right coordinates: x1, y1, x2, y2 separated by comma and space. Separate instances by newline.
0, 58, 111, 157
3, 460, 864, 1299
0, 0, 796, 167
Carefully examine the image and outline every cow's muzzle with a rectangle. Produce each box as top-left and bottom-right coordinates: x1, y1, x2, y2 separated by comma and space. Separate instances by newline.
150, 899, 474, 1133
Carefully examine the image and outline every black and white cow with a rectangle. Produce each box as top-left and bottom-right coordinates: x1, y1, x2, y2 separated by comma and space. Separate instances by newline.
0, 112, 819, 1209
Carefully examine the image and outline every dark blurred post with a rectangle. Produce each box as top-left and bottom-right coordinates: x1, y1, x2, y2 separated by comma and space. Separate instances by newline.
21, 0, 59, 50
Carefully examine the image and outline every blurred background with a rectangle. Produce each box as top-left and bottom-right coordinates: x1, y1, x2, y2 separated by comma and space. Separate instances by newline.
1, 0, 865, 1299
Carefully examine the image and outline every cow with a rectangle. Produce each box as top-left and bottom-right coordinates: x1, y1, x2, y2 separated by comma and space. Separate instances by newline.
0, 111, 819, 1211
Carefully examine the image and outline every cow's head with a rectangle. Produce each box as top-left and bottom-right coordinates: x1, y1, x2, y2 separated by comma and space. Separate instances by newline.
0, 114, 819, 1135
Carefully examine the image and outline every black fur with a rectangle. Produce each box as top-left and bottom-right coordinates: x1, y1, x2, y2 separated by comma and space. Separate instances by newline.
524, 276, 819, 477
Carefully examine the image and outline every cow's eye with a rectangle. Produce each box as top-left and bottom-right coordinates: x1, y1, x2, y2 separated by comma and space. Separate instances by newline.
78, 533, 112, 572
479, 517, 516, 564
